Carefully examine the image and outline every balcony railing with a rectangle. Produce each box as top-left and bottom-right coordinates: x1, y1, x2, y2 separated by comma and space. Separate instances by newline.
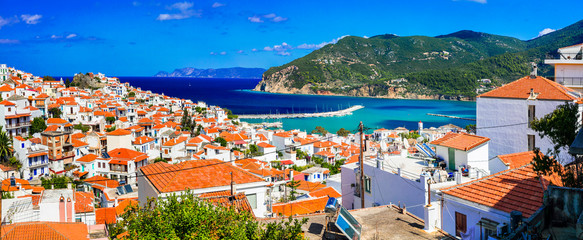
555, 77, 583, 86
546, 53, 583, 60
5, 122, 31, 129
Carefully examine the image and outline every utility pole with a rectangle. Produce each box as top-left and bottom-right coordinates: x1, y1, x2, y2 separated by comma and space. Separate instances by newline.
359, 121, 365, 209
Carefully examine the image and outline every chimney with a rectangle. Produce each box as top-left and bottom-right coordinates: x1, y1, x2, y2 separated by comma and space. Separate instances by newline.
230, 172, 236, 196
289, 170, 294, 180
530, 62, 538, 78
67, 182, 72, 190
114, 197, 118, 206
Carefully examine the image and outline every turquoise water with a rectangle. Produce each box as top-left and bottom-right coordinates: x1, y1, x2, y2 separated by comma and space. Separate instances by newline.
120, 77, 476, 133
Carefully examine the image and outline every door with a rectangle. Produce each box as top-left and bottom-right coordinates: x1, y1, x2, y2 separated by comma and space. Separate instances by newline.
448, 148, 455, 171
455, 212, 467, 237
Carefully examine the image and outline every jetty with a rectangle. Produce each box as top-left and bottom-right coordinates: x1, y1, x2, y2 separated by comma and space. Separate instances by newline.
427, 113, 476, 121
248, 122, 283, 128
238, 105, 364, 119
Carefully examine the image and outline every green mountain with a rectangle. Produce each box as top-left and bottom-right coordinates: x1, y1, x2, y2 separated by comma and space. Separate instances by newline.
255, 20, 583, 99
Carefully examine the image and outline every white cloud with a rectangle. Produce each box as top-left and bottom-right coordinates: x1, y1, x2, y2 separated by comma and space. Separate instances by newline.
297, 35, 349, 50
0, 17, 11, 29
212, 2, 225, 8
0, 39, 19, 44
251, 48, 258, 52
263, 46, 273, 51
248, 16, 263, 23
469, 0, 487, 3
66, 33, 77, 39
132, 1, 141, 6
51, 35, 62, 39
220, 51, 227, 55
157, 2, 201, 21
21, 14, 42, 24
537, 28, 556, 37
237, 50, 244, 54
276, 51, 290, 56
263, 13, 276, 18
210, 52, 217, 55
272, 16, 287, 22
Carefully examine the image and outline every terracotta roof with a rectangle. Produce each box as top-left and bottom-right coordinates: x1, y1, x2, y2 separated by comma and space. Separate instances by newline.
0, 222, 89, 240
162, 136, 187, 147
198, 191, 254, 216
477, 76, 578, 101
497, 151, 537, 169
132, 136, 154, 145
272, 196, 329, 217
108, 148, 148, 162
0, 100, 15, 106
292, 180, 327, 192
429, 132, 490, 151
75, 192, 95, 213
96, 207, 117, 224
140, 159, 266, 193
115, 199, 138, 216
107, 128, 131, 136
76, 154, 98, 163
314, 150, 335, 158
47, 118, 69, 124
257, 142, 275, 148
72, 139, 89, 148
308, 186, 341, 198
2, 178, 32, 192
84, 175, 120, 189
0, 164, 16, 172
441, 164, 561, 218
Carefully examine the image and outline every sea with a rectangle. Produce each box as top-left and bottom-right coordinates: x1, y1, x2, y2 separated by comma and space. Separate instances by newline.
114, 77, 476, 133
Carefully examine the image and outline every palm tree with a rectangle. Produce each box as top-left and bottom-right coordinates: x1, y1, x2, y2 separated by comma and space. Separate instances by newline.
0, 126, 12, 163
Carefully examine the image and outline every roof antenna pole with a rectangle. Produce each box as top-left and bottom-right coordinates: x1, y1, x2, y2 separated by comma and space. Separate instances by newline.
359, 121, 365, 209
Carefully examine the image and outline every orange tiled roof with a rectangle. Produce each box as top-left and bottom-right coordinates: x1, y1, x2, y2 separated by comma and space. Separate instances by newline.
441, 164, 561, 218
85, 175, 120, 189
257, 142, 275, 148
75, 192, 95, 213
162, 136, 187, 147
115, 199, 138, 216
478, 76, 578, 101
140, 159, 266, 193
107, 128, 131, 136
429, 132, 489, 151
133, 136, 154, 145
108, 148, 148, 162
72, 139, 89, 148
308, 186, 341, 198
95, 207, 117, 224
292, 180, 327, 192
76, 154, 98, 163
198, 191, 254, 216
497, 151, 537, 169
47, 118, 68, 124
0, 222, 89, 240
274, 132, 292, 138
272, 196, 329, 217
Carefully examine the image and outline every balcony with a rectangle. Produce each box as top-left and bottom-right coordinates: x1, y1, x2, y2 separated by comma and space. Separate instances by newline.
554, 77, 583, 87
5, 122, 31, 129
109, 165, 128, 173
49, 151, 74, 161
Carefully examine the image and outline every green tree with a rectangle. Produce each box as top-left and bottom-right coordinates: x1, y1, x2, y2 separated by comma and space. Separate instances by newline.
336, 128, 350, 137
214, 137, 228, 147
128, 91, 136, 98
109, 191, 306, 239
0, 126, 12, 162
311, 126, 328, 135
42, 76, 55, 82
530, 103, 581, 187
465, 124, 476, 134
65, 78, 71, 88
223, 108, 238, 119
30, 117, 47, 135
287, 180, 300, 201
8, 156, 21, 170
106, 116, 116, 124
153, 157, 167, 163
106, 126, 116, 132
73, 123, 90, 133
249, 144, 259, 156
48, 107, 62, 118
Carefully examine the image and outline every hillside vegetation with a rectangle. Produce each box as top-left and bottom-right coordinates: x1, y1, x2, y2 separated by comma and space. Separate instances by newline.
255, 20, 583, 99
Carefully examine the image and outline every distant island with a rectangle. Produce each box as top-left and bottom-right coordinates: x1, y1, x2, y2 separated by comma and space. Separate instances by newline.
254, 19, 583, 100
155, 67, 266, 78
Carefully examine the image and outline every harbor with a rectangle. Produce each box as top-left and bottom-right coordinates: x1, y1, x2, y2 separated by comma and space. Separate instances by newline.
237, 105, 365, 119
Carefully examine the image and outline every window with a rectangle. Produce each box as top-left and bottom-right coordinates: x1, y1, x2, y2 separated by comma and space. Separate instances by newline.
528, 134, 535, 151
364, 176, 371, 193
246, 193, 257, 209
455, 212, 467, 237
528, 105, 536, 124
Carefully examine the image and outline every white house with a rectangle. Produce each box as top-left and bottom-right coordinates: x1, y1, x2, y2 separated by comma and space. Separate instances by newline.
476, 75, 580, 160
106, 128, 132, 152
430, 132, 490, 177
256, 142, 276, 162
301, 167, 330, 183
138, 159, 270, 217
438, 163, 558, 239
545, 43, 583, 93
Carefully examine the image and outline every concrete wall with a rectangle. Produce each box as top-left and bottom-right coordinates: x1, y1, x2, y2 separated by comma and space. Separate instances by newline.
489, 157, 509, 175
442, 194, 510, 239
477, 97, 570, 160
341, 163, 428, 219
107, 135, 132, 152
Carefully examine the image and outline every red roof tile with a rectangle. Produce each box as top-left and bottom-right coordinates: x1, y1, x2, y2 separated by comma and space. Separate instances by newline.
0, 222, 89, 240
140, 159, 266, 193
95, 207, 117, 224
308, 186, 341, 198
75, 192, 95, 213
478, 76, 578, 101
441, 164, 561, 218
430, 132, 490, 151
107, 128, 131, 136
272, 196, 329, 216
497, 151, 537, 169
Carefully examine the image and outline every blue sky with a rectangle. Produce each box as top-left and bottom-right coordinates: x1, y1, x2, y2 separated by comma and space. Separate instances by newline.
1, 0, 582, 76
